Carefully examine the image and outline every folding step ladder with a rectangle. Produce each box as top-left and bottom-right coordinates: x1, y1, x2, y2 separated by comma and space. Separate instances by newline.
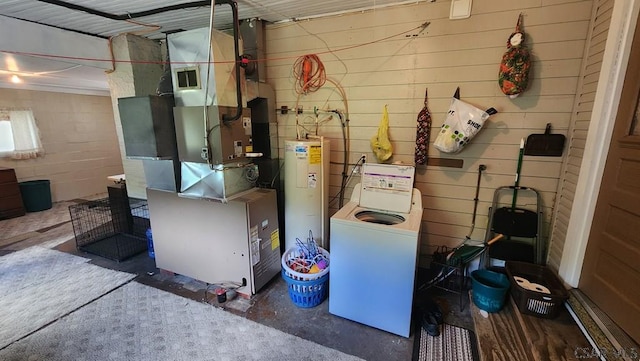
483, 186, 544, 270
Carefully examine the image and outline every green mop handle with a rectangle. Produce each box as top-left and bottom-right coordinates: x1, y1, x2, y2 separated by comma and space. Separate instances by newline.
512, 138, 525, 210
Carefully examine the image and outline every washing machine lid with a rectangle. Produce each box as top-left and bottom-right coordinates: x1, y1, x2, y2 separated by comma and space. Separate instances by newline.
359, 163, 415, 213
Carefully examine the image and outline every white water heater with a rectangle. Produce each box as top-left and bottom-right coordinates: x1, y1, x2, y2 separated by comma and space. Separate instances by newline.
284, 139, 330, 251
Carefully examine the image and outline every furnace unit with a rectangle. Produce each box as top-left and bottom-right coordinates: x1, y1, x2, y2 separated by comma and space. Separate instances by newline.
117, 13, 281, 296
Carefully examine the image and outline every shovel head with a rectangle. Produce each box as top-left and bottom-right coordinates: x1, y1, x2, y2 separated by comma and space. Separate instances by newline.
524, 123, 566, 157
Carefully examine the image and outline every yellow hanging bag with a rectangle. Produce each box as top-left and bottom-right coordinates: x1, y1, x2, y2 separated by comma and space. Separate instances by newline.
371, 105, 393, 162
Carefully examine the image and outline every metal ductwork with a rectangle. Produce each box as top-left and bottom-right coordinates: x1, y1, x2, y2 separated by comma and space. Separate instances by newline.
166, 17, 256, 201
117, 2, 258, 202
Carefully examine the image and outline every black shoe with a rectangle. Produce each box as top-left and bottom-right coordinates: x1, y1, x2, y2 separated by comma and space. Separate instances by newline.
420, 298, 444, 325
421, 313, 440, 337
431, 309, 443, 325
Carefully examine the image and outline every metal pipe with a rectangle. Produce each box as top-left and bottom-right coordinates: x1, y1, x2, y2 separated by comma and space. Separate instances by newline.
35, 0, 212, 21
218, 0, 243, 122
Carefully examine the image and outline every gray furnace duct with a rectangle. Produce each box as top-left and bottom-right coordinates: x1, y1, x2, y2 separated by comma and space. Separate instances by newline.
117, 18, 281, 296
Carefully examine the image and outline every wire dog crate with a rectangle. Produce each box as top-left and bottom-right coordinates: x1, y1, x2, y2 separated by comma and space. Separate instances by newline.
69, 197, 150, 261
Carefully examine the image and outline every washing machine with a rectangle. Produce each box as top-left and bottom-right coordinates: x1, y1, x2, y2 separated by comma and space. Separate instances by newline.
329, 163, 422, 337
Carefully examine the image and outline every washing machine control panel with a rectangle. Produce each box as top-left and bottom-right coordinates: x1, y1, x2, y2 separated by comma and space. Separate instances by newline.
359, 163, 415, 213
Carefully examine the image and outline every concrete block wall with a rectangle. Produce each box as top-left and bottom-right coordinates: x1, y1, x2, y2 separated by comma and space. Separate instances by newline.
0, 88, 122, 202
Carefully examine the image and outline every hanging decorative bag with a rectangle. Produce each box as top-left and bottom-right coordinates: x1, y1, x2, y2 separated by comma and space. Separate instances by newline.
414, 88, 432, 165
433, 88, 497, 154
498, 13, 531, 98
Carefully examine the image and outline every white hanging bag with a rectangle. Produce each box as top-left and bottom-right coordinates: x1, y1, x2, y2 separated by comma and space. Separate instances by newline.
434, 88, 497, 154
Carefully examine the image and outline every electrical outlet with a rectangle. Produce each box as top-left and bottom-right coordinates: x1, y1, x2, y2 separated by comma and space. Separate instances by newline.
242, 117, 250, 128
201, 147, 209, 161
353, 154, 367, 175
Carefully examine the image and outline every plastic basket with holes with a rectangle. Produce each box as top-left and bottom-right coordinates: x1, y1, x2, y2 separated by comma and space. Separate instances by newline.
281, 269, 328, 308
281, 246, 330, 281
505, 261, 569, 319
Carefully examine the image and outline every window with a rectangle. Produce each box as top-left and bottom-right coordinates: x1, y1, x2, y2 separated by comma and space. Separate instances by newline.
0, 109, 43, 159
175, 67, 201, 90
0, 120, 14, 153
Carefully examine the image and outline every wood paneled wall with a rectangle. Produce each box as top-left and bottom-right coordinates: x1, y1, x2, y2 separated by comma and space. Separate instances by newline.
265, 0, 594, 264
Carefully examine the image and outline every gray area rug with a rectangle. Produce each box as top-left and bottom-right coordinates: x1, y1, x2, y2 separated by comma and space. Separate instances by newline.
0, 246, 135, 349
413, 323, 479, 361
0, 281, 364, 361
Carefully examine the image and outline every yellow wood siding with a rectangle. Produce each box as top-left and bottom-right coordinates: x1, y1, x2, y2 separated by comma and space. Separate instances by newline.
266, 0, 594, 264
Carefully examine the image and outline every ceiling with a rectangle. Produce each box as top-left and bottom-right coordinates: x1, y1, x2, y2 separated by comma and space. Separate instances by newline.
1, 0, 418, 39
0, 0, 420, 94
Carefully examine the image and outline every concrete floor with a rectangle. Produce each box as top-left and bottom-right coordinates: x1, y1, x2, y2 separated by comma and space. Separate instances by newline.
0, 200, 475, 361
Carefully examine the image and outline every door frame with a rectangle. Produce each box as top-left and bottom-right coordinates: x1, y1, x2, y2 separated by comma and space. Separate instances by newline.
559, 0, 640, 287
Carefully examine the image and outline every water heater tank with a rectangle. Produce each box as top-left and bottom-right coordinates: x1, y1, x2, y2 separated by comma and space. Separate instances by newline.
284, 139, 330, 251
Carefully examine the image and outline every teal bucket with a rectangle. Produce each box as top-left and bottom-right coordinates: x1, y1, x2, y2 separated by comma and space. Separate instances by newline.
19, 180, 52, 212
471, 269, 510, 313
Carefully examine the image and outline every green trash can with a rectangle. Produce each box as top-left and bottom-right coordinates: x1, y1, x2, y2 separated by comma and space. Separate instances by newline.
19, 180, 52, 212
470, 269, 511, 313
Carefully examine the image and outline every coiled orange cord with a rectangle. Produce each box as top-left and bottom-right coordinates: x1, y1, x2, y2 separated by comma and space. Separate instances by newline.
293, 54, 326, 94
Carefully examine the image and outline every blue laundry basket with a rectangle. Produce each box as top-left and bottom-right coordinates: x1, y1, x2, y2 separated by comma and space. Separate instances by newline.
281, 269, 328, 308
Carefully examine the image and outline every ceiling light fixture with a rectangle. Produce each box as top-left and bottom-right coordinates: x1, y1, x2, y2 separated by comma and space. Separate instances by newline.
10, 75, 22, 83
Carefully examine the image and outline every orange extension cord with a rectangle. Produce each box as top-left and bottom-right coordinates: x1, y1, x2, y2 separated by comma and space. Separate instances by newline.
293, 54, 326, 94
